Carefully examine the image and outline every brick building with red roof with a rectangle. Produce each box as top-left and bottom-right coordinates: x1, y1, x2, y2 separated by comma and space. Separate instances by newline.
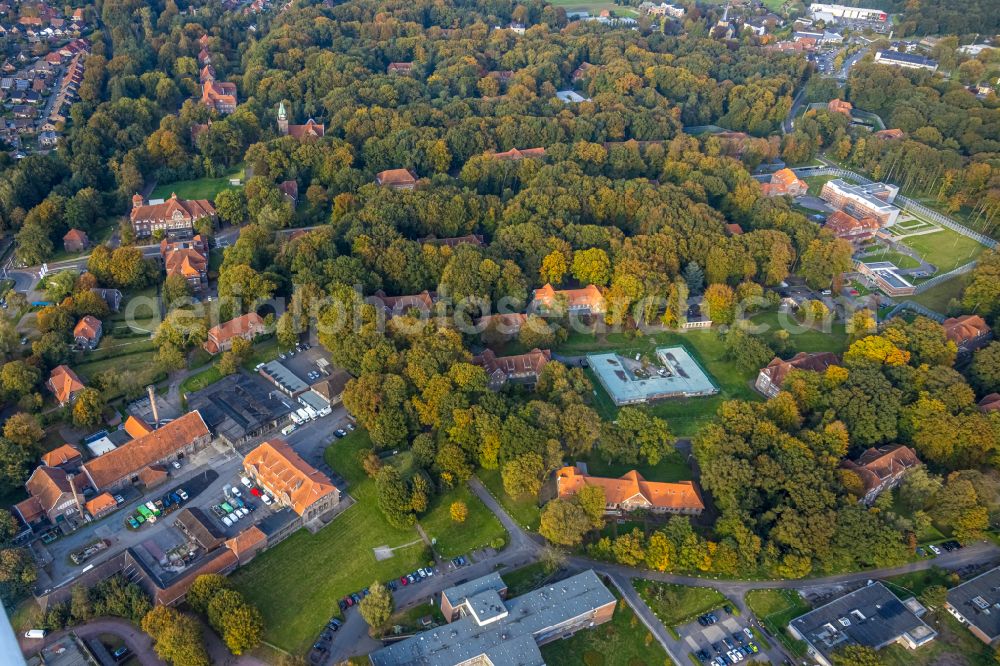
557, 466, 704, 515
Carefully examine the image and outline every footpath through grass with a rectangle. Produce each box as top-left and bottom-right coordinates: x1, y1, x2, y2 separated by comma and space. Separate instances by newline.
477, 468, 542, 530
744, 589, 810, 657
540, 586, 668, 666
230, 430, 426, 654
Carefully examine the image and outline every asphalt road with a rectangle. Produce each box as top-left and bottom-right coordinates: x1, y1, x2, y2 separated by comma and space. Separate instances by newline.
20, 616, 166, 665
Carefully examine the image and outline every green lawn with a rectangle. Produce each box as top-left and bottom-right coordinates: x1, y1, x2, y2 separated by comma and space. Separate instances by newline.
230, 430, 427, 654
881, 608, 993, 666
908, 273, 969, 314
477, 468, 542, 531
545, 0, 639, 15
418, 483, 507, 558
74, 350, 160, 383
557, 328, 761, 437
896, 224, 985, 273
745, 311, 849, 355
179, 366, 222, 396
744, 589, 810, 657
151, 165, 245, 201
581, 448, 692, 482
540, 586, 668, 666
802, 174, 856, 198
634, 580, 728, 628
859, 248, 921, 269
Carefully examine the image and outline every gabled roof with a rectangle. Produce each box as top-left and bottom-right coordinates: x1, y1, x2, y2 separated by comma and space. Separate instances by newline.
759, 352, 839, 388
979, 393, 1000, 413
85, 492, 117, 517
48, 365, 84, 403
131, 193, 215, 224
556, 467, 704, 511
372, 290, 434, 315
531, 283, 605, 310
375, 168, 417, 187
138, 464, 169, 487
73, 315, 101, 341
286, 118, 325, 140
725, 223, 743, 235
205, 312, 266, 350
825, 210, 880, 237
874, 128, 904, 140
41, 444, 81, 468
124, 416, 153, 439
82, 411, 210, 489
942, 315, 990, 345
243, 438, 337, 516
226, 525, 267, 562
475, 348, 551, 378
63, 228, 87, 243
25, 466, 74, 515
489, 147, 546, 161
310, 370, 352, 402
842, 445, 920, 494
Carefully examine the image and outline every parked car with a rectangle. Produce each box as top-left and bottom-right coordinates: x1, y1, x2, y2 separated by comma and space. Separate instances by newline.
400, 576, 409, 586
221, 515, 233, 527
334, 429, 347, 438
127, 517, 140, 529
241, 476, 253, 488
929, 544, 942, 555
177, 489, 188, 501
172, 460, 181, 469
114, 495, 125, 505
112, 646, 129, 660
338, 599, 347, 611
743, 628, 753, 639
231, 487, 241, 498
407, 574, 416, 584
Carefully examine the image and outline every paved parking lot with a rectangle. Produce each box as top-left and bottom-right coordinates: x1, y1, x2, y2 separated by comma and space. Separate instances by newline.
676, 610, 786, 666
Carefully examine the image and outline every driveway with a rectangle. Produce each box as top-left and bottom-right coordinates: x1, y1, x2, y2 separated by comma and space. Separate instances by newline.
20, 616, 165, 664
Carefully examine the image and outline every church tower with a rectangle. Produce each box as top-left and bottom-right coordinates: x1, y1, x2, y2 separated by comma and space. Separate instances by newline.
277, 101, 289, 135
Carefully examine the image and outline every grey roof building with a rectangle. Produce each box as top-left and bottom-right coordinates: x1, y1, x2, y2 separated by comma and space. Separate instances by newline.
945, 566, 1000, 645
788, 582, 936, 666
186, 372, 294, 446
370, 569, 617, 666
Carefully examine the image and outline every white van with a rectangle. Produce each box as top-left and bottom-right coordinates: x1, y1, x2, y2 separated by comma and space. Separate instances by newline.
24, 629, 46, 639
281, 424, 298, 436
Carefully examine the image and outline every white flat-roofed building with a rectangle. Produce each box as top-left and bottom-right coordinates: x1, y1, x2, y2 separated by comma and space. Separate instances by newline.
809, 3, 888, 22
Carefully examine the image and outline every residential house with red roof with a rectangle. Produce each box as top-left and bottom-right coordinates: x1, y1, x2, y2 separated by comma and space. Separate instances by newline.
73, 315, 102, 349
204, 312, 267, 355
557, 466, 704, 515
84, 492, 118, 520
760, 168, 808, 197
370, 290, 435, 319
387, 62, 413, 75
201, 80, 237, 114
130, 193, 216, 239
161, 237, 208, 291
489, 147, 546, 161
828, 98, 853, 116
979, 394, 1000, 414
755, 351, 840, 398
824, 210, 880, 242
47, 365, 85, 406
842, 445, 921, 504
943, 315, 992, 356
530, 283, 606, 315
474, 348, 551, 390
243, 439, 340, 524
41, 444, 82, 470
874, 128, 904, 140
375, 168, 417, 189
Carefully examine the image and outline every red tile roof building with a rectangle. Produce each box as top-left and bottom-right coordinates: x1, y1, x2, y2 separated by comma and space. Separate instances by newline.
243, 439, 340, 521
42, 445, 82, 470
15, 466, 85, 526
474, 313, 528, 335
161, 237, 208, 291
226, 525, 267, 564
204, 312, 267, 355
130, 193, 216, 239
841, 445, 920, 504
942, 315, 992, 354
278, 180, 298, 206
371, 290, 435, 318
201, 80, 237, 114
874, 128, 904, 140
73, 315, 103, 349
47, 365, 85, 406
124, 416, 154, 439
824, 210, 880, 241
725, 223, 743, 235
828, 98, 853, 116
530, 283, 606, 315
979, 394, 1000, 414
755, 352, 840, 398
84, 492, 118, 519
474, 348, 551, 390
81, 411, 212, 491
760, 168, 808, 197
62, 228, 89, 252
375, 168, 417, 189
489, 147, 546, 161
557, 466, 704, 515
276, 103, 325, 140
387, 62, 413, 75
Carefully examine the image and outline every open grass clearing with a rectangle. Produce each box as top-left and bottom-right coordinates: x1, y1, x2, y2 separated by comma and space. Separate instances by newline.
802, 174, 857, 198
230, 430, 427, 654
540, 585, 668, 666
418, 483, 507, 558
635, 580, 729, 628
580, 448, 692, 482
907, 274, 969, 314
744, 589, 811, 657
896, 223, 985, 273
859, 248, 921, 269
75, 350, 160, 383
477, 468, 541, 531
151, 164, 245, 201
881, 608, 993, 666
745, 310, 849, 355
546, 0, 639, 15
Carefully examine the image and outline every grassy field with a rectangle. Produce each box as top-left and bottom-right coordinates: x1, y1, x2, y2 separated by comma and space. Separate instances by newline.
230, 430, 427, 654
540, 586, 668, 666
859, 248, 921, 269
746, 311, 849, 355
895, 224, 985, 273
74, 349, 159, 383
546, 0, 639, 15
418, 483, 507, 558
477, 468, 542, 530
557, 328, 761, 437
634, 580, 728, 628
744, 589, 810, 657
581, 448, 692, 482
908, 273, 968, 314
151, 165, 244, 201
179, 366, 222, 396
803, 174, 856, 198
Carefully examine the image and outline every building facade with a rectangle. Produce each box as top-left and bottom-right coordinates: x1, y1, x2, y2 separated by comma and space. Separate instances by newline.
556, 466, 705, 515
130, 193, 216, 238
